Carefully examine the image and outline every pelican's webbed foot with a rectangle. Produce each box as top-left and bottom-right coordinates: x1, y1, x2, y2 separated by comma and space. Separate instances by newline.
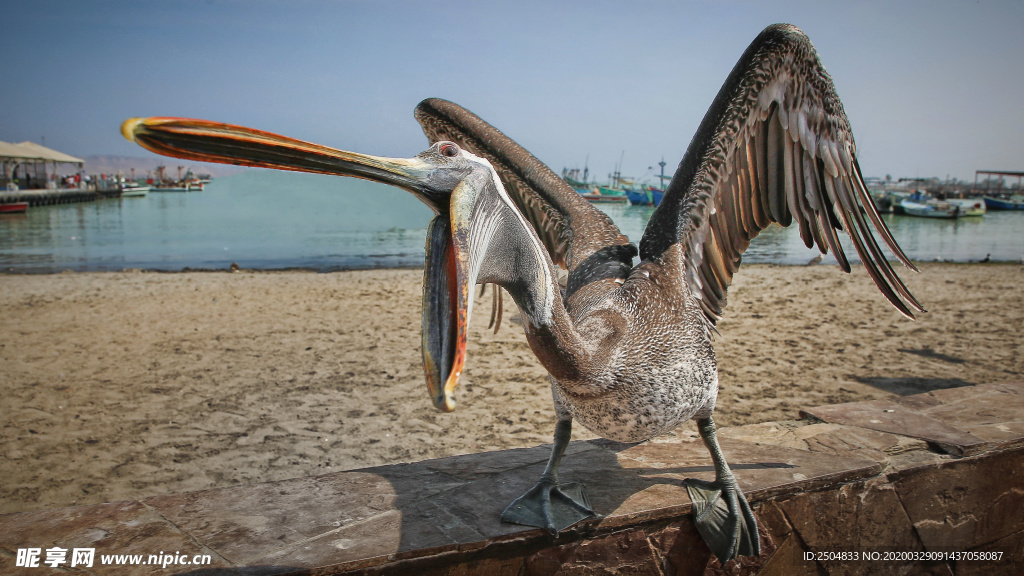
684, 416, 760, 562
501, 478, 593, 534
500, 419, 597, 534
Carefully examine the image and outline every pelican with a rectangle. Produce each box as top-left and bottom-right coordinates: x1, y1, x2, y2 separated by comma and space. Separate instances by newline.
121, 24, 923, 562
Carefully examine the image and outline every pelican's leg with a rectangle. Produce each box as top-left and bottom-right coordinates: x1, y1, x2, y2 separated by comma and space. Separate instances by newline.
501, 418, 596, 534
684, 416, 760, 562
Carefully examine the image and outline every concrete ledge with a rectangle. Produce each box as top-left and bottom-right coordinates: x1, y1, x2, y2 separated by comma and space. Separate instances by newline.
2, 382, 1022, 575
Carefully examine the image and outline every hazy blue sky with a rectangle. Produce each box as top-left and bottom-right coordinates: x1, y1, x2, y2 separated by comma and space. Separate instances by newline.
2, 0, 1021, 182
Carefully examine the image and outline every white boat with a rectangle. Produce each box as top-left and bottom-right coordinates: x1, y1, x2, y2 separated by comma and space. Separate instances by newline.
899, 199, 961, 219
120, 182, 151, 197
948, 198, 986, 217
151, 183, 202, 192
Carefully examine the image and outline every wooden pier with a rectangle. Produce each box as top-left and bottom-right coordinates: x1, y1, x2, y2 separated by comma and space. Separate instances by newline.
0, 187, 122, 208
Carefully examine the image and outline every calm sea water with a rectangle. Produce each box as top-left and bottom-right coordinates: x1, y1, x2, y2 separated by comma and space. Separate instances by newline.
1, 170, 1021, 273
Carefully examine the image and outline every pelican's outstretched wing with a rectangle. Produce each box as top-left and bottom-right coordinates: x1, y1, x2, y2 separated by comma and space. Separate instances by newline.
415, 99, 634, 280
642, 23, 924, 323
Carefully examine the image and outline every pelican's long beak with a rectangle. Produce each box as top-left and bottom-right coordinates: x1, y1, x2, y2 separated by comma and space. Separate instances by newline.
121, 116, 477, 413
121, 117, 440, 208
422, 173, 497, 412
422, 215, 462, 412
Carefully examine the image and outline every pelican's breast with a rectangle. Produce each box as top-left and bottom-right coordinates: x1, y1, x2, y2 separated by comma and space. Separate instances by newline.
553, 280, 719, 443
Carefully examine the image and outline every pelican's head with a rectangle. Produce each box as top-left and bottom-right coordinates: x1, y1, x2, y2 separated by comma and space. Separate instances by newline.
122, 117, 514, 412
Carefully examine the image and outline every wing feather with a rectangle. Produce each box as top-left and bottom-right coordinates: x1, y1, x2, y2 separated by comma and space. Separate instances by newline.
807, 152, 850, 272
753, 116, 779, 225
640, 23, 923, 324
743, 140, 771, 230
765, 106, 789, 225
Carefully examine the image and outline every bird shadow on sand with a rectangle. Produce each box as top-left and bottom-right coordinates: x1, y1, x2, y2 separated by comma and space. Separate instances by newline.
847, 346, 977, 396
895, 347, 967, 365
850, 374, 974, 396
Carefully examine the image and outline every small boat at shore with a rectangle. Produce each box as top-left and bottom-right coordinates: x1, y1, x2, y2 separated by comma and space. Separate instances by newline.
983, 195, 1024, 210
0, 201, 29, 214
899, 199, 961, 219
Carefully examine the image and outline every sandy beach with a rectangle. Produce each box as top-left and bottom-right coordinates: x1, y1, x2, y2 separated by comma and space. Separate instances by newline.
1, 262, 1021, 515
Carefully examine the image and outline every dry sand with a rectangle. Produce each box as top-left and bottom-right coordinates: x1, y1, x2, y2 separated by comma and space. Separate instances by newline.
1, 263, 1021, 514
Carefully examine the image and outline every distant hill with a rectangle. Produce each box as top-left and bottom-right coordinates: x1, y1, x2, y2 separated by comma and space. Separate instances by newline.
82, 155, 247, 178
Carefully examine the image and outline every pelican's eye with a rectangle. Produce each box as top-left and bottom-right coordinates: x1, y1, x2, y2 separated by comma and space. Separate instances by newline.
439, 142, 460, 158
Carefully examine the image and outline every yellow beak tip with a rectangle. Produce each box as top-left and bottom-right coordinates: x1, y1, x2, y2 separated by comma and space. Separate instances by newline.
433, 393, 456, 413
120, 118, 144, 143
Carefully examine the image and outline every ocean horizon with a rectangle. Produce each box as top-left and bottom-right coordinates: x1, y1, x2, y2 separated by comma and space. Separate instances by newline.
1, 170, 1021, 274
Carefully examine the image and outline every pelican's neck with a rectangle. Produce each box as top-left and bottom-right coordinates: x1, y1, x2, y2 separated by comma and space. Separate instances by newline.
502, 262, 590, 382
469, 163, 595, 383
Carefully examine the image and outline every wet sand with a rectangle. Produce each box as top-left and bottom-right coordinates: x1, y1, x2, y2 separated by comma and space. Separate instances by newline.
1, 263, 1021, 514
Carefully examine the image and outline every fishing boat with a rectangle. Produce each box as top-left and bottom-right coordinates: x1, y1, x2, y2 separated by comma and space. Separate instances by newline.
591, 160, 633, 201
973, 170, 1024, 210
870, 191, 893, 214
648, 186, 664, 206
625, 185, 665, 206
575, 187, 629, 203
899, 199, 961, 219
564, 158, 646, 204
565, 166, 628, 203
0, 201, 29, 214
596, 185, 627, 197
120, 182, 151, 197
625, 159, 672, 206
564, 176, 587, 189
983, 195, 1024, 210
152, 183, 203, 192
150, 165, 205, 192
948, 198, 986, 217
589, 195, 629, 204
625, 188, 651, 205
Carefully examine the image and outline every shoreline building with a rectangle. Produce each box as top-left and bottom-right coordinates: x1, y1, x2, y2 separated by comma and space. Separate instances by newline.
0, 141, 84, 190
